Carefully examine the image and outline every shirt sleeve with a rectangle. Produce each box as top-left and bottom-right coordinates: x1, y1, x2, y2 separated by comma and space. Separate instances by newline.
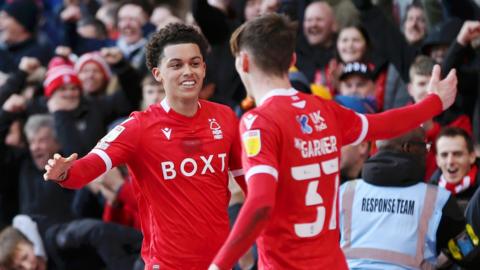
227, 110, 246, 193
239, 112, 280, 183
330, 94, 443, 146
364, 94, 442, 140
59, 115, 141, 189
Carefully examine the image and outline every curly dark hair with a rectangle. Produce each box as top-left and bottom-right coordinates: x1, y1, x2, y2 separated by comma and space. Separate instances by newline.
145, 23, 208, 71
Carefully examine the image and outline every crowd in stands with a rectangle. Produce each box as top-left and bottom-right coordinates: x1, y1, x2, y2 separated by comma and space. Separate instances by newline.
0, 0, 479, 269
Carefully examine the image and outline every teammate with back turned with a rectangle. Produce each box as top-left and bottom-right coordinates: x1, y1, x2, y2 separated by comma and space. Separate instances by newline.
210, 13, 458, 270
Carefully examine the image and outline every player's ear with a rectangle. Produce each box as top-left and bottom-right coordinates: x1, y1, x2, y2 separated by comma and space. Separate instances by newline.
241, 51, 249, 73
152, 67, 162, 83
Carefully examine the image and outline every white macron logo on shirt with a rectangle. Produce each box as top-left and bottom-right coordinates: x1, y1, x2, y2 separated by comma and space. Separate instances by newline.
162, 128, 172, 139
243, 114, 258, 130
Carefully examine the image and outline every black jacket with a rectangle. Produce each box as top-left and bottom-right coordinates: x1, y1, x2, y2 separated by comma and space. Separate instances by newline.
5, 37, 54, 68
32, 216, 142, 270
192, 0, 246, 108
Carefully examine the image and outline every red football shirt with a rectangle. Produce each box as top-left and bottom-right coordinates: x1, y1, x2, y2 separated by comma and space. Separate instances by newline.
239, 88, 366, 269
61, 99, 244, 269
213, 88, 443, 270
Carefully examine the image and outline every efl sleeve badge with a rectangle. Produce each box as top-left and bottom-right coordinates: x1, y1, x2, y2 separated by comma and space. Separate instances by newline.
242, 130, 261, 157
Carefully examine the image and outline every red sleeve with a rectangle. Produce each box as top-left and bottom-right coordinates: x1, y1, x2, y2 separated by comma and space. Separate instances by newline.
212, 173, 277, 269
228, 110, 247, 194
365, 94, 442, 140
239, 112, 280, 179
59, 116, 141, 189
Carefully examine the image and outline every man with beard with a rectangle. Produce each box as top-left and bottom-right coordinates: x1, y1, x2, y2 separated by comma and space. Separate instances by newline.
339, 128, 465, 269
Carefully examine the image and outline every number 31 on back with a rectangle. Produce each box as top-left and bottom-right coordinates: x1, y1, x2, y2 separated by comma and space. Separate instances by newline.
291, 161, 339, 237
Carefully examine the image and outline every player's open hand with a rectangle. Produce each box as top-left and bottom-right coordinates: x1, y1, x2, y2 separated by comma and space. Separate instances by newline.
43, 153, 78, 182
426, 65, 457, 110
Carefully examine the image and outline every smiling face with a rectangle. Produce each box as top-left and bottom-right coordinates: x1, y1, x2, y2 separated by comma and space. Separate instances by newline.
436, 135, 476, 184
117, 4, 145, 44
337, 27, 367, 63
78, 62, 106, 94
152, 43, 206, 104
303, 2, 335, 47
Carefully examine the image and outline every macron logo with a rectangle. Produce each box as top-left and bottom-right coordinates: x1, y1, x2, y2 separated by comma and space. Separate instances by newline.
292, 100, 306, 109
162, 128, 172, 139
243, 114, 258, 130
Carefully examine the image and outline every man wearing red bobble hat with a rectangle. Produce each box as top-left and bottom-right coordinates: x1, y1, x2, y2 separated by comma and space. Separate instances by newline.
44, 56, 83, 112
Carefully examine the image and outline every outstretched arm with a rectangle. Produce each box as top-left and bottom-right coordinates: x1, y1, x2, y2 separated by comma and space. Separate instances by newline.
364, 65, 457, 140
210, 173, 277, 270
44, 116, 140, 189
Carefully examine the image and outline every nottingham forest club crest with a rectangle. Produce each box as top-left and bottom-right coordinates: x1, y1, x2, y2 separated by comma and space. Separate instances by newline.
209, 118, 223, 140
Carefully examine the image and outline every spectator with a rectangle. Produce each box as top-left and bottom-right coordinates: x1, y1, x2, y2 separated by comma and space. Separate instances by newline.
60, 4, 115, 55
295, 1, 337, 87
0, 214, 142, 270
404, 2, 428, 46
408, 55, 472, 179
337, 62, 376, 100
384, 2, 428, 110
430, 127, 479, 211
442, 20, 480, 157
0, 110, 75, 224
141, 74, 164, 110
74, 51, 112, 97
339, 127, 465, 269
115, 1, 150, 74
0, 0, 53, 68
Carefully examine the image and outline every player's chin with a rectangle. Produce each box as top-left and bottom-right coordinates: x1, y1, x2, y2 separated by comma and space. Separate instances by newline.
179, 86, 201, 98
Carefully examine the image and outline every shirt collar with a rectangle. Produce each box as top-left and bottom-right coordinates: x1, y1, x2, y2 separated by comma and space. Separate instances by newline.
160, 98, 202, 113
258, 88, 298, 106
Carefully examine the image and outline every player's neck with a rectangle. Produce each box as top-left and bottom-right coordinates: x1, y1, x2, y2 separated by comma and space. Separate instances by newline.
167, 97, 199, 117
250, 74, 292, 105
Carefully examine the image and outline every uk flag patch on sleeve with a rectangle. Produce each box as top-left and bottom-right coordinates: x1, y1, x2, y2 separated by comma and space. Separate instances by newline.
242, 130, 261, 157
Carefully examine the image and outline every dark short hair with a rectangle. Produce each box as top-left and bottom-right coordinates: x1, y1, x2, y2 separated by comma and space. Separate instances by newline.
230, 13, 297, 77
145, 23, 208, 71
436, 127, 474, 153
404, 0, 425, 24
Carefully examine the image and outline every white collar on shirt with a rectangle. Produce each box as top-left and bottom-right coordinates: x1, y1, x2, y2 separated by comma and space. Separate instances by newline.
258, 88, 298, 106
160, 98, 201, 113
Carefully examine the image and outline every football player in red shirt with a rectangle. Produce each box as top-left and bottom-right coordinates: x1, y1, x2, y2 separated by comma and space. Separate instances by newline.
43, 23, 246, 269
209, 14, 457, 270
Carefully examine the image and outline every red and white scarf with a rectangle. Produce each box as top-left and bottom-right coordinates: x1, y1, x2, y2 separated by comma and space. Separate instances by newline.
439, 165, 478, 195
